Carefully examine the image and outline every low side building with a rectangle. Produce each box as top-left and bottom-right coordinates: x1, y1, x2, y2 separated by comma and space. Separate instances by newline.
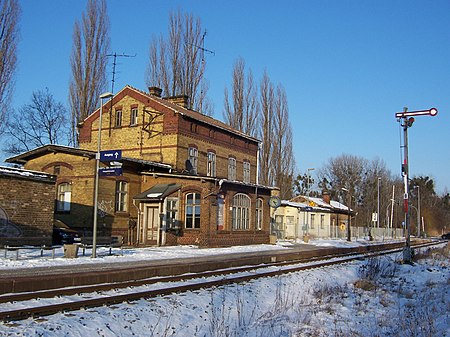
0, 166, 56, 246
273, 192, 352, 240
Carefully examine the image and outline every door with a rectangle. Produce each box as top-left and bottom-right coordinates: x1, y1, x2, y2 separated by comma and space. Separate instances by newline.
142, 205, 160, 245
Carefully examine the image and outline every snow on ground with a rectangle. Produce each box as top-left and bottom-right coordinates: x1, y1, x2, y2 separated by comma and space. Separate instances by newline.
0, 240, 448, 336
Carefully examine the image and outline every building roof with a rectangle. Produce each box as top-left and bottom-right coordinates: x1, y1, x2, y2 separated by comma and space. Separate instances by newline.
283, 195, 352, 214
87, 85, 261, 144
134, 183, 181, 201
0, 165, 56, 184
5, 144, 172, 171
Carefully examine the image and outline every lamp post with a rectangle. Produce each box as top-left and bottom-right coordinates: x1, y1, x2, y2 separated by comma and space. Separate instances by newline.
92, 92, 114, 258
304, 168, 315, 238
377, 177, 381, 230
341, 187, 351, 241
413, 185, 421, 237
306, 168, 315, 196
395, 107, 437, 263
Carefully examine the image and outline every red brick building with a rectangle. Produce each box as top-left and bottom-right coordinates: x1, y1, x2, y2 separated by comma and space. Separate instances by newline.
7, 86, 273, 247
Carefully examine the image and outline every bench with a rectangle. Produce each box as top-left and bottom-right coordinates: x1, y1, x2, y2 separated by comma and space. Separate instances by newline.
2, 245, 61, 260
80, 235, 123, 256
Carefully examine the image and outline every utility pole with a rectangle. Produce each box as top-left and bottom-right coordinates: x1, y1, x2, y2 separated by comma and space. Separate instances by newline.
395, 107, 437, 263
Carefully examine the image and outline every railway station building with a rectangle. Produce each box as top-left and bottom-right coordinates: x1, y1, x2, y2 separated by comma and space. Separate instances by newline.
6, 85, 273, 247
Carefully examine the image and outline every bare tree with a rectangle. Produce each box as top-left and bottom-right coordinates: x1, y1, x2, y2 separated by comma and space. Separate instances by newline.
4, 88, 71, 155
223, 58, 258, 137
69, 0, 110, 144
0, 0, 19, 136
258, 70, 275, 186
272, 84, 295, 199
146, 10, 211, 115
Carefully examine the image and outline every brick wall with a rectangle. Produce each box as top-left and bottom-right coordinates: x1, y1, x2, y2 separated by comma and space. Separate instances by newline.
0, 169, 55, 246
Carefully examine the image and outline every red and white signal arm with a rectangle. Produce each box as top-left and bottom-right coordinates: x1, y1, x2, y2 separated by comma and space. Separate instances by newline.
395, 108, 438, 118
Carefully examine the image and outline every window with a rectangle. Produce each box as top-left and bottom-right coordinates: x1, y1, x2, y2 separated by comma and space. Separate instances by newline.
243, 161, 251, 183
320, 215, 325, 229
185, 193, 201, 229
53, 165, 60, 175
115, 181, 128, 212
115, 110, 122, 127
232, 193, 250, 230
256, 198, 263, 230
207, 152, 216, 177
188, 147, 198, 174
166, 198, 179, 229
56, 183, 71, 211
228, 157, 236, 180
310, 214, 316, 229
130, 107, 138, 125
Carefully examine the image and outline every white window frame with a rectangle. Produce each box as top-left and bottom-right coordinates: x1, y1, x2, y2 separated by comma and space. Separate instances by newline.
228, 157, 236, 180
188, 147, 198, 174
256, 198, 263, 230
185, 192, 201, 229
310, 213, 316, 229
115, 109, 122, 127
56, 183, 71, 212
243, 161, 251, 183
166, 197, 179, 229
115, 181, 128, 212
130, 107, 138, 125
232, 193, 250, 230
207, 151, 216, 177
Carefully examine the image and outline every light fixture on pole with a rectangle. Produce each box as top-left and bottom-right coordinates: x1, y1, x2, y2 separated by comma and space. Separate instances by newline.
395, 107, 437, 263
306, 168, 315, 196
92, 92, 114, 258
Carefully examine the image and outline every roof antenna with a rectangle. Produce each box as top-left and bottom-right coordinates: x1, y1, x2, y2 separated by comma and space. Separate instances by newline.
106, 52, 136, 134
188, 31, 214, 113
106, 52, 137, 94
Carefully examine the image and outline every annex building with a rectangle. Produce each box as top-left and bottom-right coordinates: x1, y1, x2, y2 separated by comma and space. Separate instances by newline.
7, 85, 273, 247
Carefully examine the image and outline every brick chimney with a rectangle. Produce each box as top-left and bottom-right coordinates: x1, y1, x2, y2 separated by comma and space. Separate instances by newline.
166, 95, 189, 109
322, 191, 331, 204
148, 86, 162, 97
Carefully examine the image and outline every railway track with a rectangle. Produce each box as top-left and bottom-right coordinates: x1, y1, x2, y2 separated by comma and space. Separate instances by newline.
0, 240, 442, 322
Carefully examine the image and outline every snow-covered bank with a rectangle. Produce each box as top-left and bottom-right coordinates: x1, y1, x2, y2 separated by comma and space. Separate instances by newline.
0, 241, 448, 336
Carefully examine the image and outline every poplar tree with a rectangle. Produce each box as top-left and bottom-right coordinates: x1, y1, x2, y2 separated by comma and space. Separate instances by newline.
223, 58, 258, 137
0, 0, 19, 136
69, 0, 110, 144
146, 10, 212, 115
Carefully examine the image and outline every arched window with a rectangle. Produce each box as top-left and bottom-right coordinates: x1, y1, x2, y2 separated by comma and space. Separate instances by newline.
56, 183, 72, 212
256, 198, 263, 230
115, 181, 128, 212
185, 192, 201, 229
232, 193, 250, 230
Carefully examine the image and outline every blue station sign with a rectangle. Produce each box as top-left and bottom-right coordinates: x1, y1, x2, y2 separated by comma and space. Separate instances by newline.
99, 167, 123, 176
100, 150, 122, 162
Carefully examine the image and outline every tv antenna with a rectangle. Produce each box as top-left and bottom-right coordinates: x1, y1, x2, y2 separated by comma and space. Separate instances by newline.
187, 31, 214, 113
106, 52, 136, 134
106, 52, 137, 94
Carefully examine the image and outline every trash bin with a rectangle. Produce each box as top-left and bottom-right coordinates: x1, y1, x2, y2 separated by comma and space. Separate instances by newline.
64, 244, 79, 258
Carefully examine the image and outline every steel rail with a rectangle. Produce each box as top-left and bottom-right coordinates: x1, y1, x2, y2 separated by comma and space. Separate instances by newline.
0, 240, 442, 322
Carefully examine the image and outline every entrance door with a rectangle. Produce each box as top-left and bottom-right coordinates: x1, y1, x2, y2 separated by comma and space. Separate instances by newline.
143, 205, 160, 245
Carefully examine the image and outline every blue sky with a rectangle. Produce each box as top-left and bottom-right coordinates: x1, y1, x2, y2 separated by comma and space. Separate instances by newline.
10, 0, 450, 194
